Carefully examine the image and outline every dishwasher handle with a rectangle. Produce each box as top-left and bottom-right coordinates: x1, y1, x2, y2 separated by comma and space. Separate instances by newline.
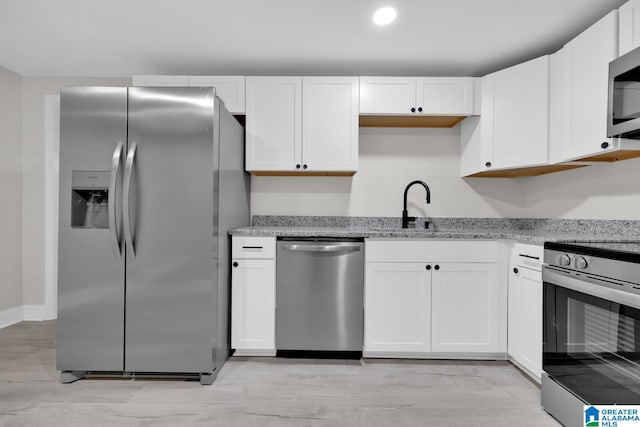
281, 243, 361, 253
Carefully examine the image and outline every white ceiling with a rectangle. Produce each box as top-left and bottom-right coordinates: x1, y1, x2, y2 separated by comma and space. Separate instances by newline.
0, 0, 628, 78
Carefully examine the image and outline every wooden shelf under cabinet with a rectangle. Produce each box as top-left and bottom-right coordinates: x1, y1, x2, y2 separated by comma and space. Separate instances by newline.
465, 164, 587, 178
573, 150, 640, 162
359, 115, 467, 128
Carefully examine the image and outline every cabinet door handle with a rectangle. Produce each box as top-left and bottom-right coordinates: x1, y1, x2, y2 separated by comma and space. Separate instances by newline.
410, 107, 416, 113
417, 107, 423, 113
426, 265, 432, 270
232, 262, 239, 267
434, 265, 440, 270
513, 267, 519, 274
296, 164, 301, 169
485, 161, 492, 168
303, 164, 308, 170
601, 141, 609, 149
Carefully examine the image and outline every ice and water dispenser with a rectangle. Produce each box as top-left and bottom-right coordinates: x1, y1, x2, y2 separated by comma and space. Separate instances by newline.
71, 171, 110, 229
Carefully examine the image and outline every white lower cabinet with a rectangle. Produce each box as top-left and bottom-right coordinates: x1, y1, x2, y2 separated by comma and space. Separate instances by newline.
364, 240, 505, 359
231, 236, 276, 356
364, 263, 431, 356
508, 244, 543, 382
431, 262, 499, 353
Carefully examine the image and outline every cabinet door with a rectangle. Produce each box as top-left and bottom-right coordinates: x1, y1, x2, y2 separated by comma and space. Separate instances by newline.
302, 77, 358, 172
431, 263, 499, 353
416, 77, 473, 115
245, 77, 302, 172
359, 77, 417, 114
509, 266, 542, 381
189, 76, 245, 114
364, 263, 430, 355
131, 75, 189, 86
549, 48, 572, 163
231, 259, 276, 355
566, 11, 617, 160
485, 55, 549, 170
619, 0, 640, 56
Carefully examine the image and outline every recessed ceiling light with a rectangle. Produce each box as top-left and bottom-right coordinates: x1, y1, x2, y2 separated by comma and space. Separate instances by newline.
373, 6, 397, 26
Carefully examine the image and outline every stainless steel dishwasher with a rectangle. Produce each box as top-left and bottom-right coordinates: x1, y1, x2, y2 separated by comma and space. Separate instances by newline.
276, 238, 364, 354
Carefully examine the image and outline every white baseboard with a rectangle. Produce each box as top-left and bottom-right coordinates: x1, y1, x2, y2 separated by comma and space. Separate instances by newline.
23, 305, 46, 321
0, 306, 24, 328
0, 305, 48, 328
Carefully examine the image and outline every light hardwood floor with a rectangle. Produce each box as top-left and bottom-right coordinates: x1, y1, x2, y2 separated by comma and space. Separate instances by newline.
0, 321, 560, 426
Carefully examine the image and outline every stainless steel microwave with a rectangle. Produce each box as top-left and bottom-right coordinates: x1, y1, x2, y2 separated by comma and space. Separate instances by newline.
608, 45, 640, 139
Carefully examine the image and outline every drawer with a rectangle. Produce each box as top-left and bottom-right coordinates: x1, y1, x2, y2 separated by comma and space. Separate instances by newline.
232, 236, 276, 259
513, 243, 543, 271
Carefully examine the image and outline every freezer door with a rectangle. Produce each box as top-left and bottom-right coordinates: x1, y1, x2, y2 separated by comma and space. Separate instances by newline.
57, 87, 127, 372
124, 87, 217, 373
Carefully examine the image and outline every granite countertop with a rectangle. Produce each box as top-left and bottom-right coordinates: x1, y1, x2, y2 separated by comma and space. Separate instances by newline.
229, 216, 640, 244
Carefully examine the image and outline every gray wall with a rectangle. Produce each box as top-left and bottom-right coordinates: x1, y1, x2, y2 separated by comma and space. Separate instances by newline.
0, 66, 22, 312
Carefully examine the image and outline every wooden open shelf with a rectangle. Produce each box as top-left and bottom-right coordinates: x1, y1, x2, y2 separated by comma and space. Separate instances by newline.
359, 115, 467, 128
464, 164, 587, 178
574, 149, 640, 162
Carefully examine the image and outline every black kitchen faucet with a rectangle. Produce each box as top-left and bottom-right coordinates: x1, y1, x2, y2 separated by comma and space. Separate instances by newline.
402, 180, 431, 228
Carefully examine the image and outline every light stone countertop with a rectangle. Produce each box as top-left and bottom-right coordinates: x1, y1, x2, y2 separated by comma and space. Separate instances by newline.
229, 224, 640, 245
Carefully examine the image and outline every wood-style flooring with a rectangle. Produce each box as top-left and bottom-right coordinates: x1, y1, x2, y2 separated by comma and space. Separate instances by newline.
0, 321, 560, 426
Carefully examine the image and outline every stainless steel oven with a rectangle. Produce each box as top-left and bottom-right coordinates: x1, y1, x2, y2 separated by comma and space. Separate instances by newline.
542, 242, 640, 426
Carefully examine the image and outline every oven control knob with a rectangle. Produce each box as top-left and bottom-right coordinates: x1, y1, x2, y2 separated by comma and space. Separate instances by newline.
575, 257, 588, 269
558, 254, 571, 266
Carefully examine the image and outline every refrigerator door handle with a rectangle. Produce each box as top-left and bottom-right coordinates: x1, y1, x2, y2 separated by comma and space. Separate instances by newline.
109, 142, 124, 258
123, 141, 137, 258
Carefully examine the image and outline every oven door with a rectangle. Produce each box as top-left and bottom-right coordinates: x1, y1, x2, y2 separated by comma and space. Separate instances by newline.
543, 266, 640, 404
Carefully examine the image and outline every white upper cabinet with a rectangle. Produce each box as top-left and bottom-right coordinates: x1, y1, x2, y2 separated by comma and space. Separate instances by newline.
132, 75, 189, 86
245, 76, 302, 172
246, 76, 359, 175
550, 11, 618, 162
460, 55, 550, 176
360, 77, 474, 115
302, 77, 359, 172
360, 77, 416, 114
619, 0, 640, 56
188, 76, 245, 114
132, 75, 246, 114
416, 78, 474, 115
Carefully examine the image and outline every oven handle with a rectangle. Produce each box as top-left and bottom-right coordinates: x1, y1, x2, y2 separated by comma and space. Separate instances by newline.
543, 266, 640, 310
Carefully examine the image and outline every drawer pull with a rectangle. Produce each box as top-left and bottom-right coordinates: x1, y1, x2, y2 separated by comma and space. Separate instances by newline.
242, 246, 264, 249
518, 253, 540, 260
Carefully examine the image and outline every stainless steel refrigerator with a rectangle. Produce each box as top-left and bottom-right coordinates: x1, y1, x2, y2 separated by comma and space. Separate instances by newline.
56, 86, 249, 385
